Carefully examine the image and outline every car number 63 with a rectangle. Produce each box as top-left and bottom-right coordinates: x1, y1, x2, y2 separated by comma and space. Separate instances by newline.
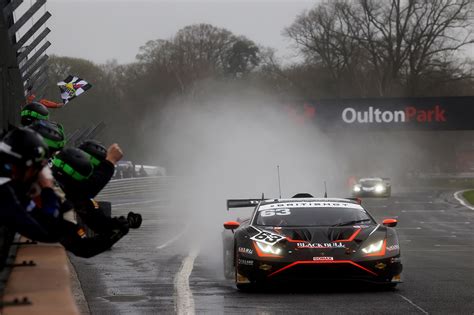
260, 209, 291, 217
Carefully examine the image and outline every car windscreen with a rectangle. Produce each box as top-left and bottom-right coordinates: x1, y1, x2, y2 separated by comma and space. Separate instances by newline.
254, 203, 373, 227
360, 179, 381, 186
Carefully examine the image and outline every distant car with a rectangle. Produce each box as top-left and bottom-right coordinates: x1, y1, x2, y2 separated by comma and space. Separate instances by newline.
222, 195, 402, 290
352, 177, 391, 197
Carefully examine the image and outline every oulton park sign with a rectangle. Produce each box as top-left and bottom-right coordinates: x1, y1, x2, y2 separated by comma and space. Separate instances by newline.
288, 96, 474, 131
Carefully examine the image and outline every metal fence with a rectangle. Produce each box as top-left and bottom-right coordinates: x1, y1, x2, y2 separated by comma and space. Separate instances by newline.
1, 0, 52, 131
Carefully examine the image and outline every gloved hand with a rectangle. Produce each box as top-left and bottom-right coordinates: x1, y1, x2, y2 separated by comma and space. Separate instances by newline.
113, 216, 129, 235
127, 211, 142, 229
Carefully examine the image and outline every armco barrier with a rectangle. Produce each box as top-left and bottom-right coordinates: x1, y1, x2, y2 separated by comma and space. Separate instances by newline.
99, 176, 177, 198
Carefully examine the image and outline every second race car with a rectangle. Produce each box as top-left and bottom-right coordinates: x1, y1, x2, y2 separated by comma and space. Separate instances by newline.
222, 194, 402, 290
352, 177, 391, 197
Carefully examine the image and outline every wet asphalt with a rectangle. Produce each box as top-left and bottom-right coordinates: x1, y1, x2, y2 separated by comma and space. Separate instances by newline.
71, 180, 474, 314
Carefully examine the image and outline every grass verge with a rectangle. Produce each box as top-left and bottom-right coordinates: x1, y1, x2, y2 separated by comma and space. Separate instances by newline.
462, 190, 474, 206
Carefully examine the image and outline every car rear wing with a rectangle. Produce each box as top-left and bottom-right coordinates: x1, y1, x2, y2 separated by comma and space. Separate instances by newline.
227, 199, 261, 210
345, 197, 362, 204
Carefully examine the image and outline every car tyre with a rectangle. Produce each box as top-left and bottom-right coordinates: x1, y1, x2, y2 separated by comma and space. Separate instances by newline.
236, 283, 256, 292
381, 282, 398, 290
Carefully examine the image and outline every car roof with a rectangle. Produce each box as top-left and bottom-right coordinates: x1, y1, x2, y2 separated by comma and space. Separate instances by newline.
360, 177, 383, 181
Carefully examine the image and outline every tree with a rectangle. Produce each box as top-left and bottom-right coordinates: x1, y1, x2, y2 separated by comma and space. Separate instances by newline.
284, 0, 474, 97
136, 24, 261, 94
224, 37, 260, 77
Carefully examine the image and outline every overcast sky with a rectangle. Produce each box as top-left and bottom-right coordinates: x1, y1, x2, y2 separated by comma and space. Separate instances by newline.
40, 0, 317, 64
15, 0, 474, 65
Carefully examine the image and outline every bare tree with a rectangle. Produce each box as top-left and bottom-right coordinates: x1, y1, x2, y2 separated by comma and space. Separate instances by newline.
284, 1, 368, 96
285, 0, 474, 96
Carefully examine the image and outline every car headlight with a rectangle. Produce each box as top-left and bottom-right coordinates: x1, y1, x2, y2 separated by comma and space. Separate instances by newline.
375, 184, 385, 193
255, 242, 282, 255
353, 185, 361, 192
361, 240, 384, 254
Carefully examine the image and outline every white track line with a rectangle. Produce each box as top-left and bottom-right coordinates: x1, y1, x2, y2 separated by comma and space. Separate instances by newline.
454, 190, 474, 210
175, 248, 199, 315
156, 224, 190, 249
434, 244, 466, 247
397, 294, 429, 314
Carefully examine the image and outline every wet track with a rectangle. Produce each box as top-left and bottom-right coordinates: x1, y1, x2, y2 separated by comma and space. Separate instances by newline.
71, 178, 474, 314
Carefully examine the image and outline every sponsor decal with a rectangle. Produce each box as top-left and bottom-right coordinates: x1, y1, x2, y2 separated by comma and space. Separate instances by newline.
297, 242, 345, 249
341, 105, 446, 124
375, 262, 387, 270
238, 247, 253, 255
238, 259, 254, 266
353, 225, 369, 228
77, 228, 86, 238
391, 257, 402, 263
386, 244, 400, 251
313, 256, 334, 261
259, 264, 273, 271
259, 202, 362, 211
250, 228, 286, 245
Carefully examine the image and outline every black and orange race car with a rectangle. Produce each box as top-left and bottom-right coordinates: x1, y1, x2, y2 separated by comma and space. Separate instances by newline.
222, 194, 402, 290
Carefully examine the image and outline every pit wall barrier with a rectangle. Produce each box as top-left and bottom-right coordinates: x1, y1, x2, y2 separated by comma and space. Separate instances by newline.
0, 176, 173, 314
0, 238, 79, 315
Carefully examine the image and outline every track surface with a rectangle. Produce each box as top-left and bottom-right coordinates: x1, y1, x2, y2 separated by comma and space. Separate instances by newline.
71, 180, 474, 314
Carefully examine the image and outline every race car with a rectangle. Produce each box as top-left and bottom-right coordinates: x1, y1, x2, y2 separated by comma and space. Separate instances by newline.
222, 195, 402, 290
352, 177, 391, 197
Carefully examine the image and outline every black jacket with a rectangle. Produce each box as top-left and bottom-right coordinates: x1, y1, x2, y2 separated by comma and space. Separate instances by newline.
0, 180, 61, 242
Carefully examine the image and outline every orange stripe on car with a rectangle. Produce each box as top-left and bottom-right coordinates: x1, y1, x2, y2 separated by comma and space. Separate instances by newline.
333, 228, 361, 242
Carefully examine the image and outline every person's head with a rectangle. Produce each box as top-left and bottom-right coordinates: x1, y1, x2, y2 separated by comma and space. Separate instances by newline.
21, 102, 49, 126
0, 128, 48, 184
50, 147, 93, 200
28, 120, 66, 157
78, 140, 107, 167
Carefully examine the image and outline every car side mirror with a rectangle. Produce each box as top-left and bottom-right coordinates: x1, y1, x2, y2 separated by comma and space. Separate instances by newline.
383, 218, 397, 227
223, 221, 240, 230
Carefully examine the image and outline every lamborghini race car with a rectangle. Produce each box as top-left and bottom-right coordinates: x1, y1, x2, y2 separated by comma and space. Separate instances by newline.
222, 195, 402, 290
352, 177, 391, 197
